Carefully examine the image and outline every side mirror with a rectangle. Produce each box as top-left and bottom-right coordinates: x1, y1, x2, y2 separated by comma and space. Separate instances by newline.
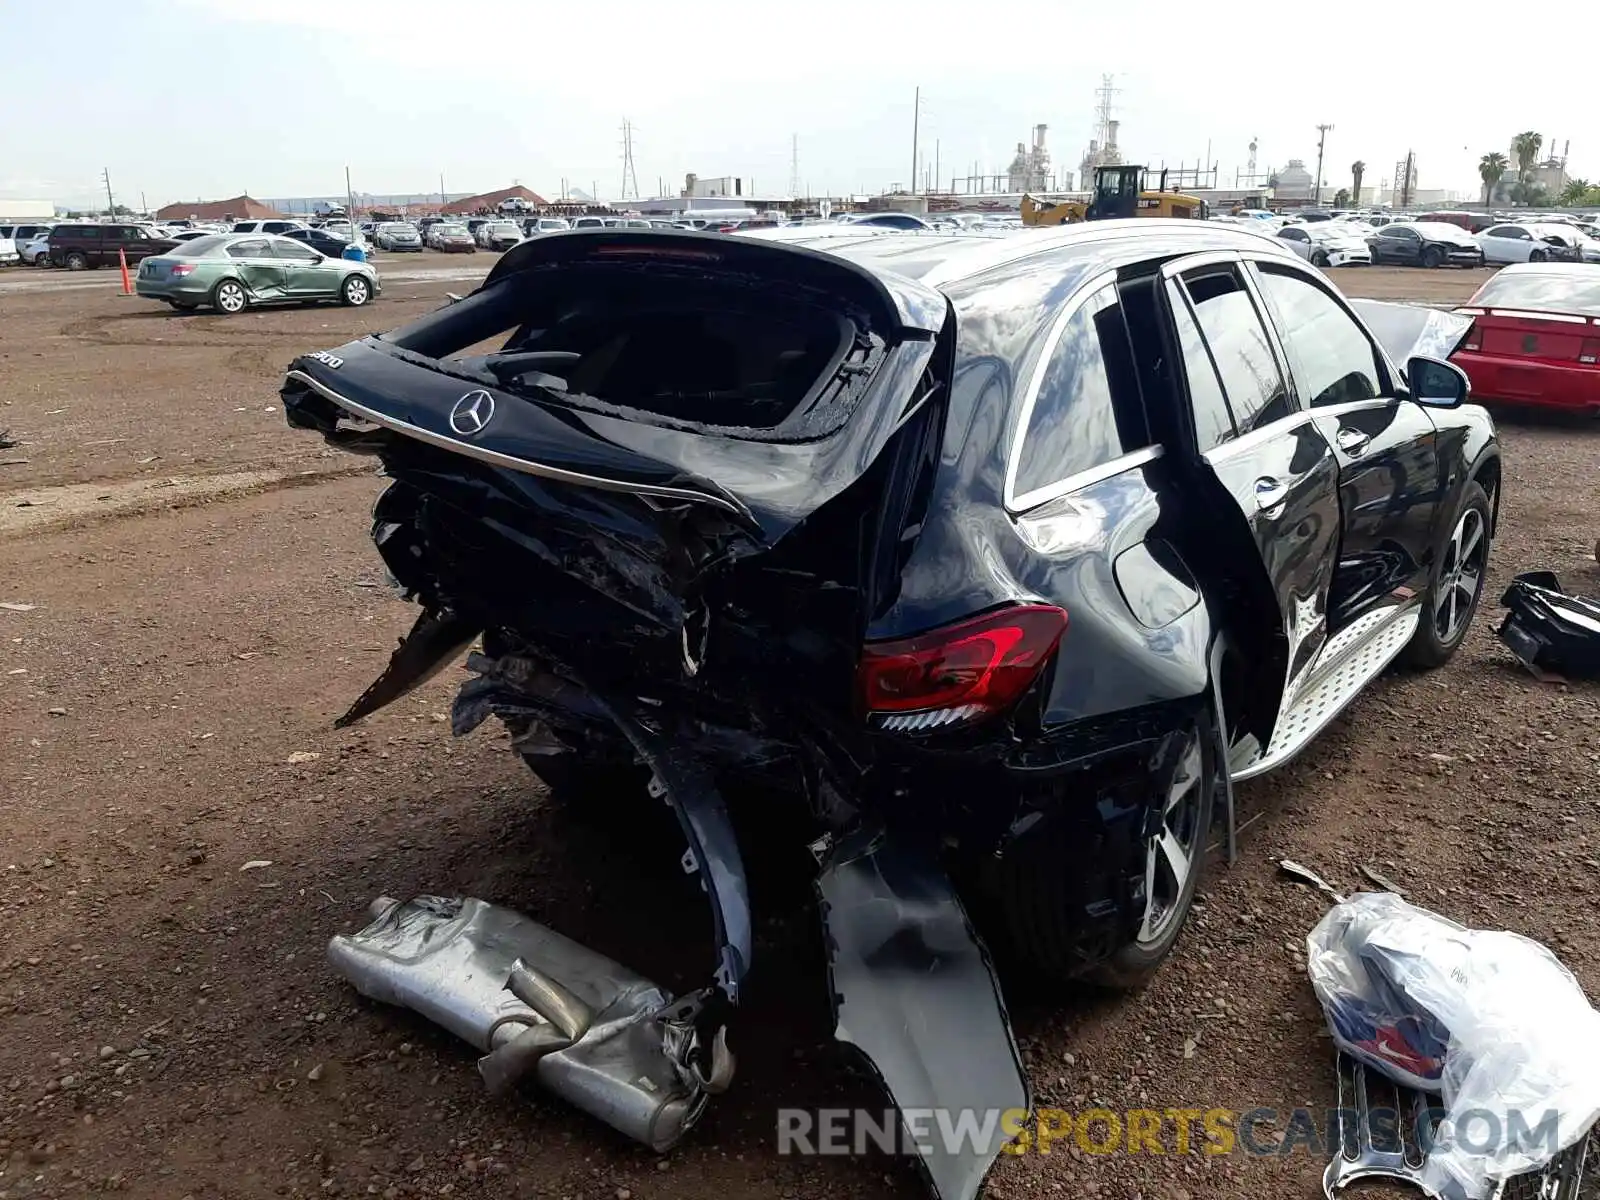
1407, 355, 1470, 408
310, 254, 324, 264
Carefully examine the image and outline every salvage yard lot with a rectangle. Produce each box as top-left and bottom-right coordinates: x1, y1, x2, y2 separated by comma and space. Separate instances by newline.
2, 260, 1598, 1200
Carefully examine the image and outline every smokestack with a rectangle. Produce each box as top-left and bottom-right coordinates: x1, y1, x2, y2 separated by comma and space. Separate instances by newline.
1034, 124, 1047, 150
1107, 120, 1120, 148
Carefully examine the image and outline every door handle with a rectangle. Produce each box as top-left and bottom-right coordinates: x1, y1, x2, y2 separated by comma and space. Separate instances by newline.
1336, 426, 1372, 455
1254, 477, 1289, 512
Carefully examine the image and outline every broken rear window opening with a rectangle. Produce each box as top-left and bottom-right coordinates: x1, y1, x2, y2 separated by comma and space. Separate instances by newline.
381, 259, 888, 439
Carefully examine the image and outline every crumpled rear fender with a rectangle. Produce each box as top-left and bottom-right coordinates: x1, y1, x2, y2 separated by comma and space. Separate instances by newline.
816, 827, 1028, 1200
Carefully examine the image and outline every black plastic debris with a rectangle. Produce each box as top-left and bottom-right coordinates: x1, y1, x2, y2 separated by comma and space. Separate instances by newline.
1497, 572, 1600, 680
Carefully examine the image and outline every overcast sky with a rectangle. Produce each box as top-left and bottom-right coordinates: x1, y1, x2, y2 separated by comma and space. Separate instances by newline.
4, 2, 1585, 209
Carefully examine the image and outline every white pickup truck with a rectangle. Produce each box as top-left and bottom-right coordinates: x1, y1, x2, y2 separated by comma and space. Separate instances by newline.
0, 236, 18, 266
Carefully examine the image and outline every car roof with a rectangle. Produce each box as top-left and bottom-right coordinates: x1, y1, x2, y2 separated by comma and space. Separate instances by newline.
744, 219, 1297, 288
1496, 262, 1596, 278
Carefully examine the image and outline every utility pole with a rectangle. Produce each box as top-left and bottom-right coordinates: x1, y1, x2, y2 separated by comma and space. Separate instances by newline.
910, 86, 920, 196
1402, 150, 1415, 208
439, 173, 445, 205
345, 165, 355, 220
789, 134, 801, 199
102, 168, 115, 216
619, 119, 639, 203
1314, 123, 1333, 206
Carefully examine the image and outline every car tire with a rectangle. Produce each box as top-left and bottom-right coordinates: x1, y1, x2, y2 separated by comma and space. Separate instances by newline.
1529, 249, 1547, 263
984, 712, 1218, 990
340, 274, 372, 307
65, 251, 87, 271
212, 279, 248, 315
1311, 250, 1329, 267
1422, 246, 1445, 268
1402, 481, 1491, 669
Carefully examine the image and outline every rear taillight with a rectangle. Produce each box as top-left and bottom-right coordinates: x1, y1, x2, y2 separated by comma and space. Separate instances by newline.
1463, 321, 1480, 352
1581, 338, 1600, 365
857, 604, 1068, 732
170, 263, 195, 277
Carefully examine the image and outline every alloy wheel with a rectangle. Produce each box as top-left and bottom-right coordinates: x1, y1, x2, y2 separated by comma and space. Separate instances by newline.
1137, 732, 1207, 945
344, 278, 369, 305
216, 282, 246, 313
1433, 506, 1486, 645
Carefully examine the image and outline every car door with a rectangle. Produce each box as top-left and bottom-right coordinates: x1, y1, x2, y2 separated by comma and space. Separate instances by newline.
1277, 227, 1311, 260
225, 238, 285, 299
1245, 258, 1441, 629
274, 236, 342, 298
1479, 225, 1521, 264
1375, 227, 1416, 264
1160, 255, 1342, 698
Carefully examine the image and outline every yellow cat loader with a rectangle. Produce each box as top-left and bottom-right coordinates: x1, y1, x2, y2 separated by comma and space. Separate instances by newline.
1022, 164, 1209, 226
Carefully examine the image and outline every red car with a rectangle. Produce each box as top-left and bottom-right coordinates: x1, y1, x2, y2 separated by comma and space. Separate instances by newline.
1451, 264, 1600, 414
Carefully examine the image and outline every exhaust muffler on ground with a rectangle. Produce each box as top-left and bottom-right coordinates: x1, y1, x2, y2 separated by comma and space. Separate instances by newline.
327, 894, 732, 1151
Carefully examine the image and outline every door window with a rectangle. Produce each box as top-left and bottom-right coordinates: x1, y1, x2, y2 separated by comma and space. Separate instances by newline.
1177, 266, 1293, 433
1484, 226, 1517, 239
1385, 228, 1418, 242
227, 239, 269, 258
272, 238, 319, 261
1165, 281, 1235, 453
1252, 266, 1383, 408
1011, 283, 1142, 505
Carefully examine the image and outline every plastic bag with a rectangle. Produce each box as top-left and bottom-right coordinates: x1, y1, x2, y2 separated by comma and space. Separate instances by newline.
1307, 892, 1600, 1198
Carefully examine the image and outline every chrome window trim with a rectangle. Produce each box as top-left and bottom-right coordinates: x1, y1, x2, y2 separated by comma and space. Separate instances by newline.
283, 369, 751, 520
1010, 445, 1166, 513
1201, 409, 1319, 466
1304, 396, 1398, 421
1159, 249, 1243, 280
1001, 268, 1124, 513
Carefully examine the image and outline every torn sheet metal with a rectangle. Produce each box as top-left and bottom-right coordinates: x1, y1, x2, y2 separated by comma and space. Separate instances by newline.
335, 608, 480, 728
1497, 571, 1600, 680
572, 686, 753, 1004
328, 895, 723, 1151
817, 827, 1028, 1200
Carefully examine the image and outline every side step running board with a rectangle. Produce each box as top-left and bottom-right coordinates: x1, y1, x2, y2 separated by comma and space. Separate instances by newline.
1232, 604, 1420, 781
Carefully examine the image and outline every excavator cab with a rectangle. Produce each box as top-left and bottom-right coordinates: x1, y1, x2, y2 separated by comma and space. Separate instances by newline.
1087, 165, 1144, 221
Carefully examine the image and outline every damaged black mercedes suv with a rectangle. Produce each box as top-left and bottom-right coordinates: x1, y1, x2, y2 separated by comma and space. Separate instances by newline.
283, 223, 1498, 1200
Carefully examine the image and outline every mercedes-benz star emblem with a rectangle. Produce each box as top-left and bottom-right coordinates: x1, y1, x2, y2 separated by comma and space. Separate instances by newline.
449, 390, 495, 437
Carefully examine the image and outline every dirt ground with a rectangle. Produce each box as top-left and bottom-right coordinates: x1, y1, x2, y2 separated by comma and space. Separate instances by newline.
2, 257, 1597, 1200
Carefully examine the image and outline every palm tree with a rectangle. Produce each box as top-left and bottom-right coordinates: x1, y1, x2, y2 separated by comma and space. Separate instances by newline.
1479, 151, 1509, 206
1511, 132, 1543, 183
1351, 161, 1366, 206
1560, 178, 1591, 206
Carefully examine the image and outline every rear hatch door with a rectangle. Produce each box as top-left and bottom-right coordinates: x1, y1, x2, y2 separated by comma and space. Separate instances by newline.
283, 231, 949, 660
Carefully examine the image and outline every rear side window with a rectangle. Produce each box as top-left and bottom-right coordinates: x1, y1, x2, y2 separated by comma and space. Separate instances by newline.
1252, 266, 1382, 408
1011, 283, 1140, 505
227, 239, 269, 258
1178, 266, 1292, 433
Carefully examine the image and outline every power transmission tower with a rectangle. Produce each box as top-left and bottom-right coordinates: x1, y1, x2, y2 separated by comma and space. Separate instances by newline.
789, 134, 800, 199
1314, 123, 1333, 206
619, 119, 640, 203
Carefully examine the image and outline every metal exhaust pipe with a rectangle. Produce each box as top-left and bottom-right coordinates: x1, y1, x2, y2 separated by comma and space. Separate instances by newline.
328, 894, 722, 1151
